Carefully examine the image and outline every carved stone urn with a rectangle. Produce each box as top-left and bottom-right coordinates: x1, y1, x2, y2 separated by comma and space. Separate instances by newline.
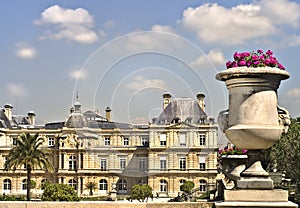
216, 67, 290, 189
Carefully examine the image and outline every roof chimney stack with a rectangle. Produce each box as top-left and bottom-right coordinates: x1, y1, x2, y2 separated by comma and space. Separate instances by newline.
196, 93, 205, 112
162, 93, 172, 110
105, 107, 111, 122
4, 104, 13, 121
27, 111, 36, 126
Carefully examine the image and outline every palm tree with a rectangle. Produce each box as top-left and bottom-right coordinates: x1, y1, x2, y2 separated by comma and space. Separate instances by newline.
5, 133, 53, 201
86, 181, 97, 196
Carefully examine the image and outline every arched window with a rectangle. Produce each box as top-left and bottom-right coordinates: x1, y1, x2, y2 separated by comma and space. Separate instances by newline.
179, 179, 186, 191
69, 155, 77, 170
41, 179, 48, 190
68, 179, 77, 190
199, 179, 207, 192
159, 179, 167, 192
117, 179, 127, 191
3, 179, 11, 191
22, 179, 27, 190
99, 179, 108, 190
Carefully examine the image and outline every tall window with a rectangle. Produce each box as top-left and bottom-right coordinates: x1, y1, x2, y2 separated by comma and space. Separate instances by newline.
61, 153, 64, 169
160, 133, 167, 146
123, 137, 129, 146
160, 156, 167, 170
12, 138, 17, 146
104, 137, 110, 146
179, 179, 186, 191
69, 155, 77, 170
199, 134, 206, 146
120, 158, 126, 170
199, 156, 206, 170
159, 179, 167, 192
3, 179, 11, 191
179, 133, 186, 146
141, 137, 149, 146
99, 179, 108, 190
68, 179, 77, 190
179, 157, 186, 170
22, 179, 27, 190
199, 180, 207, 192
139, 158, 146, 171
100, 158, 107, 170
117, 179, 127, 191
48, 137, 55, 146
80, 153, 84, 169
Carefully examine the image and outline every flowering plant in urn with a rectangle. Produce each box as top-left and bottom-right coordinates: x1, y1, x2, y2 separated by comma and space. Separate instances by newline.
216, 49, 290, 189
226, 49, 285, 70
216, 50, 290, 150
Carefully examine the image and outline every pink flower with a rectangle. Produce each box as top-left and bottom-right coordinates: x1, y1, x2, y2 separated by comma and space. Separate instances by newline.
226, 49, 285, 70
257, 49, 263, 54
238, 60, 246, 66
266, 50, 273, 56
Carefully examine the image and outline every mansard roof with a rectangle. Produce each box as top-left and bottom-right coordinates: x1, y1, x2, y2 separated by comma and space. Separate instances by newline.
154, 98, 207, 125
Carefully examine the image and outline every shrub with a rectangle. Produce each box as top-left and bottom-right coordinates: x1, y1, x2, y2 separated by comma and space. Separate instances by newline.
42, 183, 80, 201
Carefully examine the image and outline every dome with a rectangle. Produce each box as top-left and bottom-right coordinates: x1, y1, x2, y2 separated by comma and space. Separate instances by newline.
66, 113, 88, 128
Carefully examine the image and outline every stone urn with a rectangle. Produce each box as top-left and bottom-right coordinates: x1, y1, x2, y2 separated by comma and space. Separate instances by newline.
216, 67, 290, 150
216, 67, 290, 189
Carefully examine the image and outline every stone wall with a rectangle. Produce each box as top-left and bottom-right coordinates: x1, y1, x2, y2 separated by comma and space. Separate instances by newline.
0, 201, 214, 208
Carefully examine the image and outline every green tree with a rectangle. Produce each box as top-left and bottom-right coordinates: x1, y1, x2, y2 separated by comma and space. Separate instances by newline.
180, 181, 195, 195
5, 133, 53, 201
42, 183, 80, 201
270, 117, 300, 185
131, 184, 153, 202
86, 181, 97, 196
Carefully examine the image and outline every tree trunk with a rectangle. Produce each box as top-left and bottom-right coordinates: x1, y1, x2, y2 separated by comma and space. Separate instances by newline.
27, 165, 31, 201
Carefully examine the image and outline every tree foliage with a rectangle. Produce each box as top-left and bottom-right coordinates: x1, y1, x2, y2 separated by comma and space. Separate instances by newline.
42, 183, 80, 201
262, 117, 300, 185
5, 133, 53, 201
131, 184, 153, 202
180, 181, 195, 194
85, 182, 97, 196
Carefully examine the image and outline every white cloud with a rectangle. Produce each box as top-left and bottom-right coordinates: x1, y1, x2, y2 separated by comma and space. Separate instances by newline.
191, 49, 225, 68
180, 0, 300, 45
69, 70, 88, 80
124, 25, 181, 52
287, 88, 300, 99
151, 25, 176, 34
34, 5, 98, 44
15, 43, 37, 59
127, 76, 167, 91
6, 82, 27, 97
258, 0, 300, 28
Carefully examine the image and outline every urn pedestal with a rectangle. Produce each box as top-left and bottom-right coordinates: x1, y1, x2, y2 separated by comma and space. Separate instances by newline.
215, 67, 297, 208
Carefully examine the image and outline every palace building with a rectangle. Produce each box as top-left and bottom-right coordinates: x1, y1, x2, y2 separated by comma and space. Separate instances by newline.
0, 93, 218, 197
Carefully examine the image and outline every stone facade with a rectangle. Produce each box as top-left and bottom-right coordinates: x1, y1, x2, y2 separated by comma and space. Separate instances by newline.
0, 93, 218, 197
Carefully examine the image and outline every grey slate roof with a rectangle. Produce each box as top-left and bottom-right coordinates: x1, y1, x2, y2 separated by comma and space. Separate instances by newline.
154, 98, 207, 125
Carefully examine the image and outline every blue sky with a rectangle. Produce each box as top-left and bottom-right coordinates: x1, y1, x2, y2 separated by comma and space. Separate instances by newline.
1, 0, 300, 124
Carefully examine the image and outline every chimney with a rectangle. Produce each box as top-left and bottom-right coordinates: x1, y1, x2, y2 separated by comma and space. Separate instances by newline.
162, 93, 172, 110
105, 107, 111, 122
70, 107, 74, 115
4, 104, 13, 121
197, 93, 205, 112
27, 111, 36, 126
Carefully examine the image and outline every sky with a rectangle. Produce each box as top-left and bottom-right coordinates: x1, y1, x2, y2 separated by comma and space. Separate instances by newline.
1, 0, 300, 125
